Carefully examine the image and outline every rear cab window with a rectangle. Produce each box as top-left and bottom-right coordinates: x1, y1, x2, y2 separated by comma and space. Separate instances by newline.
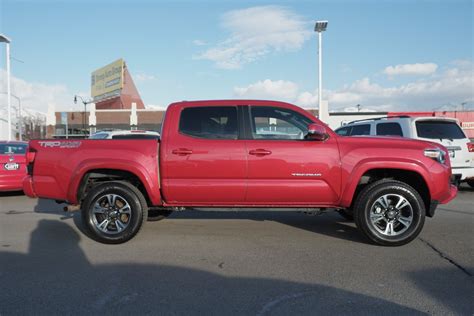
179, 106, 238, 139
376, 122, 403, 136
416, 120, 466, 140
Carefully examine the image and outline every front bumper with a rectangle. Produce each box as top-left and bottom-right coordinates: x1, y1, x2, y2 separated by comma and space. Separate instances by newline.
439, 184, 457, 205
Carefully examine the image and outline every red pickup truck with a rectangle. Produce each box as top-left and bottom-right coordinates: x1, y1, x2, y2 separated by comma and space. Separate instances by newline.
23, 100, 457, 246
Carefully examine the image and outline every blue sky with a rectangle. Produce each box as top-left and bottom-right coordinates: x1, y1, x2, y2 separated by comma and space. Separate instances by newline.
0, 0, 473, 113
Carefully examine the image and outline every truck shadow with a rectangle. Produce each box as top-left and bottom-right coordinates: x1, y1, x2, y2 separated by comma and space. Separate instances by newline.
32, 199, 368, 245
0, 219, 427, 315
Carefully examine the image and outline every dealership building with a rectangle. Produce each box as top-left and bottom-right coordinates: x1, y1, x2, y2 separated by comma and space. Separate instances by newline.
44, 59, 474, 140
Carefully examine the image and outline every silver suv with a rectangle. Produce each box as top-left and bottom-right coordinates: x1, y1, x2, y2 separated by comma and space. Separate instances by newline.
335, 116, 474, 187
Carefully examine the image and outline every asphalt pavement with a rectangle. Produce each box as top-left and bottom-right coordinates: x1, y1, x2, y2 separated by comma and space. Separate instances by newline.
0, 185, 473, 315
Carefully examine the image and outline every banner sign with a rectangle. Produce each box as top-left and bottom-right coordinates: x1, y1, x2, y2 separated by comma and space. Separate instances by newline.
91, 58, 124, 102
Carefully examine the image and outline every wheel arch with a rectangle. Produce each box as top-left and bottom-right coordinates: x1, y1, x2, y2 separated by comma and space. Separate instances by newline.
341, 164, 432, 217
68, 162, 162, 207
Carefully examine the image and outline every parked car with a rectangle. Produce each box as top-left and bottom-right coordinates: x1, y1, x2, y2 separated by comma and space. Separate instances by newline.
0, 141, 29, 192
90, 130, 160, 139
23, 100, 457, 246
335, 116, 474, 187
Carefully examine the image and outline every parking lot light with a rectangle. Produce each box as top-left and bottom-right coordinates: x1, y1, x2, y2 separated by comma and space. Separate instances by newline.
314, 21, 328, 121
0, 34, 12, 141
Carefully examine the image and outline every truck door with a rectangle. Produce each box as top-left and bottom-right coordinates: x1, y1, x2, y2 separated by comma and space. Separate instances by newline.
244, 105, 341, 205
161, 105, 247, 204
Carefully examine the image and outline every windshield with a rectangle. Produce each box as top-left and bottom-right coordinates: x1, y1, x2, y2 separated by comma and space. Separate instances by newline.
416, 120, 466, 140
0, 143, 27, 154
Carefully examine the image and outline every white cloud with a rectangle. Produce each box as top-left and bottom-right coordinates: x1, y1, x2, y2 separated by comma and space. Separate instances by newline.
0, 70, 74, 113
134, 73, 156, 82
192, 39, 207, 46
195, 6, 312, 69
384, 63, 438, 76
235, 60, 474, 111
234, 79, 299, 100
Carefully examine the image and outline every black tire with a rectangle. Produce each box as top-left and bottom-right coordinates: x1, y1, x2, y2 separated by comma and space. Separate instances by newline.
353, 179, 425, 246
81, 181, 148, 244
467, 179, 474, 188
337, 209, 354, 221
147, 207, 173, 222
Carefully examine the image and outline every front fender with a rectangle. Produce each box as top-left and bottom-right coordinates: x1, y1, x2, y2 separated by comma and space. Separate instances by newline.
339, 158, 433, 208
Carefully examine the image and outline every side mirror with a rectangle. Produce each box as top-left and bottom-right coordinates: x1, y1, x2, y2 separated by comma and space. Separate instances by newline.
306, 123, 328, 141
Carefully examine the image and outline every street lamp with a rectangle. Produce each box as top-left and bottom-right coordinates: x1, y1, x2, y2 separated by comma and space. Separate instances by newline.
74, 95, 92, 135
314, 21, 328, 119
0, 34, 12, 141
0, 92, 22, 140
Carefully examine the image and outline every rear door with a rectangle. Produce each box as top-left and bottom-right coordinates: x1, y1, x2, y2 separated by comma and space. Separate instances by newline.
161, 105, 247, 204
244, 105, 341, 205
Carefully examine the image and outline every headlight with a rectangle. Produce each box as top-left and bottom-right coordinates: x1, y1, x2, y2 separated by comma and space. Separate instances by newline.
424, 148, 446, 164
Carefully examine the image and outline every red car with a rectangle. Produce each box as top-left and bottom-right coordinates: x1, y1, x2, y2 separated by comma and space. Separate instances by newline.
23, 100, 457, 246
0, 141, 28, 192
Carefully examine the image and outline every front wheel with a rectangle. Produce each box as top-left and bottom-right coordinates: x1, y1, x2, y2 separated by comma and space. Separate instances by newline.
354, 180, 425, 246
82, 181, 148, 244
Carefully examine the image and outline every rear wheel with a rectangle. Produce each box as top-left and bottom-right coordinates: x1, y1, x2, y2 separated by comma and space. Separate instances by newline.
82, 181, 148, 244
354, 180, 425, 246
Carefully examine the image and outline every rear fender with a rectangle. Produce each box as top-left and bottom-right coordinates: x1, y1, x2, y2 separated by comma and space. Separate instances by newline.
67, 159, 162, 206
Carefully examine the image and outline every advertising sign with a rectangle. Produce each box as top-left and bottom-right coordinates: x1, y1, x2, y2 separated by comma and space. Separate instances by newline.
91, 59, 124, 102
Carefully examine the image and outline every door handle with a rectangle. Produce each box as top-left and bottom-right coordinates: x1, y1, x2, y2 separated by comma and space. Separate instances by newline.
172, 148, 193, 156
249, 149, 272, 156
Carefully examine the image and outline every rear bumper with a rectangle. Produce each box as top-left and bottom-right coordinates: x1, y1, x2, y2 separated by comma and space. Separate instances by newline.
22, 176, 37, 198
0, 174, 25, 192
452, 166, 474, 181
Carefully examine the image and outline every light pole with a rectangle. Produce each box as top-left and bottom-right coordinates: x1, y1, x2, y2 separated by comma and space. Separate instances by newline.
74, 95, 92, 135
0, 92, 22, 140
0, 34, 12, 141
314, 21, 328, 119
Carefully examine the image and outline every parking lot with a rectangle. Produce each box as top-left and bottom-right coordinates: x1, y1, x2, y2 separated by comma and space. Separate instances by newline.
0, 185, 472, 315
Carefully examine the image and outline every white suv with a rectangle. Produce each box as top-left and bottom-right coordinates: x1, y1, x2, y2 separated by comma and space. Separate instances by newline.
335, 116, 474, 187
90, 130, 160, 140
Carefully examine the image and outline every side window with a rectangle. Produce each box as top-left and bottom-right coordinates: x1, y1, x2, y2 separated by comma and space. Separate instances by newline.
179, 106, 238, 139
249, 106, 313, 140
350, 124, 370, 136
376, 122, 403, 136
335, 126, 351, 136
